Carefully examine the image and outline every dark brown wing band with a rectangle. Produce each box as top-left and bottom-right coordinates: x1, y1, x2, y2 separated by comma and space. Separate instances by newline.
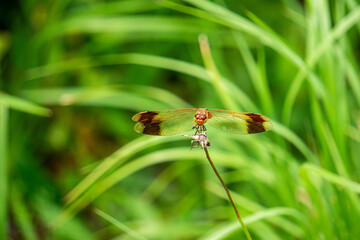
142, 121, 161, 135
245, 113, 266, 133
135, 111, 159, 123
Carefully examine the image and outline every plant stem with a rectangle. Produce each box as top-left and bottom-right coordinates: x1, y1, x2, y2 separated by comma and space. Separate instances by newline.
204, 147, 252, 240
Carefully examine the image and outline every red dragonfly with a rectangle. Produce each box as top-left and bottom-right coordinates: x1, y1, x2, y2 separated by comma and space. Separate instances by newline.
132, 108, 272, 136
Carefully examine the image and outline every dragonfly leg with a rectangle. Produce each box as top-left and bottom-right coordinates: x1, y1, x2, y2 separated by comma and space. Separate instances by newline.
193, 124, 200, 135
184, 125, 210, 149
202, 125, 207, 133
193, 124, 207, 134
197, 125, 206, 134
183, 132, 210, 149
190, 140, 200, 150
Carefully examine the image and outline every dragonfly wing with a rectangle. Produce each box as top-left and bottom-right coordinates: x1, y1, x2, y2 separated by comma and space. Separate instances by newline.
207, 109, 272, 134
132, 108, 197, 136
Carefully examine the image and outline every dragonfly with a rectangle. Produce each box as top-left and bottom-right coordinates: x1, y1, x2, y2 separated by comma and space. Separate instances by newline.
132, 108, 272, 136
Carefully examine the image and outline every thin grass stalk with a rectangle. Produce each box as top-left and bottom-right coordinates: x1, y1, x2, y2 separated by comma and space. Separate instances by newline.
233, 33, 273, 114
203, 147, 252, 240
283, 5, 360, 124
0, 100, 9, 240
198, 34, 239, 111
95, 209, 147, 240
11, 186, 38, 240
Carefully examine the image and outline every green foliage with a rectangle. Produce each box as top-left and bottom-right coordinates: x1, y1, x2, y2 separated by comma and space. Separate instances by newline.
1, 0, 360, 239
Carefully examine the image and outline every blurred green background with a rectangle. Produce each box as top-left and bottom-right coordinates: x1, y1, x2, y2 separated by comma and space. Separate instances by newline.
1, 0, 360, 239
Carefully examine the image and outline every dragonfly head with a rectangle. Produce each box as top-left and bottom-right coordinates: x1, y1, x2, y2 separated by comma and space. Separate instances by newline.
194, 114, 207, 125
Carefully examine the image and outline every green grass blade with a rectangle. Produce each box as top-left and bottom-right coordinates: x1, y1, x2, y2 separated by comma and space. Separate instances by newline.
33, 195, 96, 240
55, 148, 246, 228
181, 0, 309, 73
23, 86, 190, 110
272, 121, 317, 162
345, 54, 360, 106
198, 34, 239, 110
0, 92, 51, 117
11, 186, 38, 240
201, 207, 304, 240
206, 181, 305, 238
95, 209, 148, 240
26, 53, 257, 110
233, 32, 273, 113
141, 162, 195, 203
68, 0, 159, 16
301, 163, 360, 193
26, 53, 208, 81
283, 5, 360, 124
310, 96, 348, 177
0, 99, 8, 240
307, 6, 360, 66
33, 15, 222, 52
322, 124, 348, 177
64, 136, 183, 204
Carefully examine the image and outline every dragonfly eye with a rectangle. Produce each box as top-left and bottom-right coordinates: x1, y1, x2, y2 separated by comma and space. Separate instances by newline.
196, 115, 205, 120
195, 114, 205, 119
